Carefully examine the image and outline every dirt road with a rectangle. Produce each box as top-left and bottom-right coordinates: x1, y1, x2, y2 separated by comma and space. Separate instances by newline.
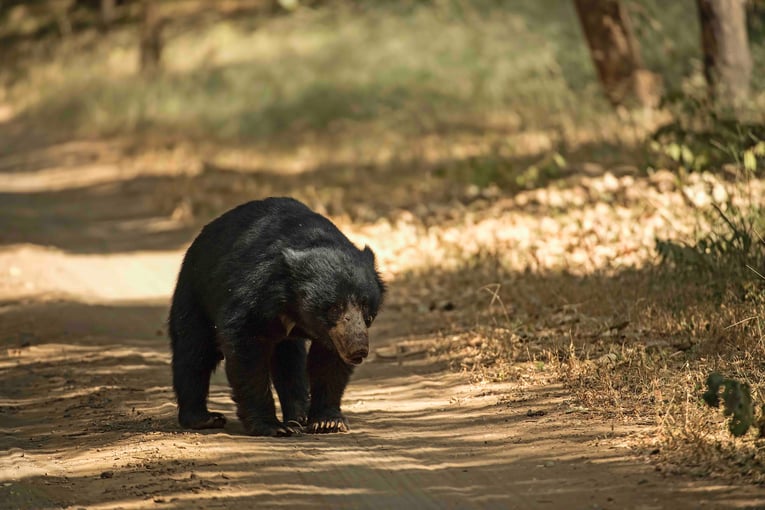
3, 250, 764, 510
1, 145, 763, 509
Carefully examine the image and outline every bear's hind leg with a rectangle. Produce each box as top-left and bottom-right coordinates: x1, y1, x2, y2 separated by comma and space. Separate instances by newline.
169, 290, 226, 430
271, 339, 309, 427
223, 335, 301, 437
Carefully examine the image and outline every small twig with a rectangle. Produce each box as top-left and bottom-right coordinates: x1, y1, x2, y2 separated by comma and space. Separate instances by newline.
375, 346, 428, 361
479, 283, 512, 326
724, 316, 760, 330
753, 228, 765, 247
709, 138, 727, 153
746, 264, 765, 281
711, 203, 743, 238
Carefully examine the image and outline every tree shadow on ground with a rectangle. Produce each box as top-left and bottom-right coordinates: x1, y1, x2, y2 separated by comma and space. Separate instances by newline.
1, 261, 761, 509
0, 133, 646, 255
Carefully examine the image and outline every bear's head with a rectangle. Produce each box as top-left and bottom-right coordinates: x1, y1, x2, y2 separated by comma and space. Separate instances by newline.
283, 246, 385, 365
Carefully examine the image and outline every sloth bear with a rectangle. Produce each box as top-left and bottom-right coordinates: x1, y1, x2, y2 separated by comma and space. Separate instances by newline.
168, 197, 385, 436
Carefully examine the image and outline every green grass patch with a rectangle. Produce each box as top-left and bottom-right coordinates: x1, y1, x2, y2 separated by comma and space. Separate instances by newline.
0, 1, 694, 146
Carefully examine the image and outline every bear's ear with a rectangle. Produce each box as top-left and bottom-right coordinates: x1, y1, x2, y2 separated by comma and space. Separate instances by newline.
283, 248, 309, 272
362, 245, 376, 265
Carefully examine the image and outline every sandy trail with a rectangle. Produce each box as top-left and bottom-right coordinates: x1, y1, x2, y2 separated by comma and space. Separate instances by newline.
0, 147, 763, 509
1, 251, 763, 510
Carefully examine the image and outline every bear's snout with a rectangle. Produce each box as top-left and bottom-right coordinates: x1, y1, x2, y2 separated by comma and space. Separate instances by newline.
338, 332, 369, 366
328, 303, 371, 366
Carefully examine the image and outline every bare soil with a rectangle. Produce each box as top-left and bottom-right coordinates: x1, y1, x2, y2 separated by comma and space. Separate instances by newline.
1, 140, 764, 510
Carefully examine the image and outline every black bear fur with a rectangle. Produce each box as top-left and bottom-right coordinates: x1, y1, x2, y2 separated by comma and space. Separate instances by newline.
168, 197, 385, 436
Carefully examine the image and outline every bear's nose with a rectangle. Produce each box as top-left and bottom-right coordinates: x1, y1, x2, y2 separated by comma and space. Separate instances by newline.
348, 345, 369, 365
351, 345, 369, 359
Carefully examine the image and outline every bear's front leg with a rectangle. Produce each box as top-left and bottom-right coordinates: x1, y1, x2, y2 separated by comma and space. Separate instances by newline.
223, 338, 301, 437
307, 340, 354, 433
271, 338, 310, 428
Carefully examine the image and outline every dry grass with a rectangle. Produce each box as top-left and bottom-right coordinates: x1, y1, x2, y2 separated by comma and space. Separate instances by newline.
357, 167, 765, 485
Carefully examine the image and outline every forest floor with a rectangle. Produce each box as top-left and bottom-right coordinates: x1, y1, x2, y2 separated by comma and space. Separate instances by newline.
0, 132, 763, 509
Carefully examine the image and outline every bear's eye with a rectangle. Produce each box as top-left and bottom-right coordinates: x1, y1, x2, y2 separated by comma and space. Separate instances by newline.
364, 315, 374, 328
327, 305, 343, 323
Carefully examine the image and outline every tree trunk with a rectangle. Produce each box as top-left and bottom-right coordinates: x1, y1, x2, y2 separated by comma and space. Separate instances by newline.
100, 0, 116, 30
139, 0, 163, 76
52, 0, 73, 37
573, 0, 660, 107
696, 0, 752, 108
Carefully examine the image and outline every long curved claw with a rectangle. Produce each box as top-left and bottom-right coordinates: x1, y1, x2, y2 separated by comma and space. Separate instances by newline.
306, 417, 350, 434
